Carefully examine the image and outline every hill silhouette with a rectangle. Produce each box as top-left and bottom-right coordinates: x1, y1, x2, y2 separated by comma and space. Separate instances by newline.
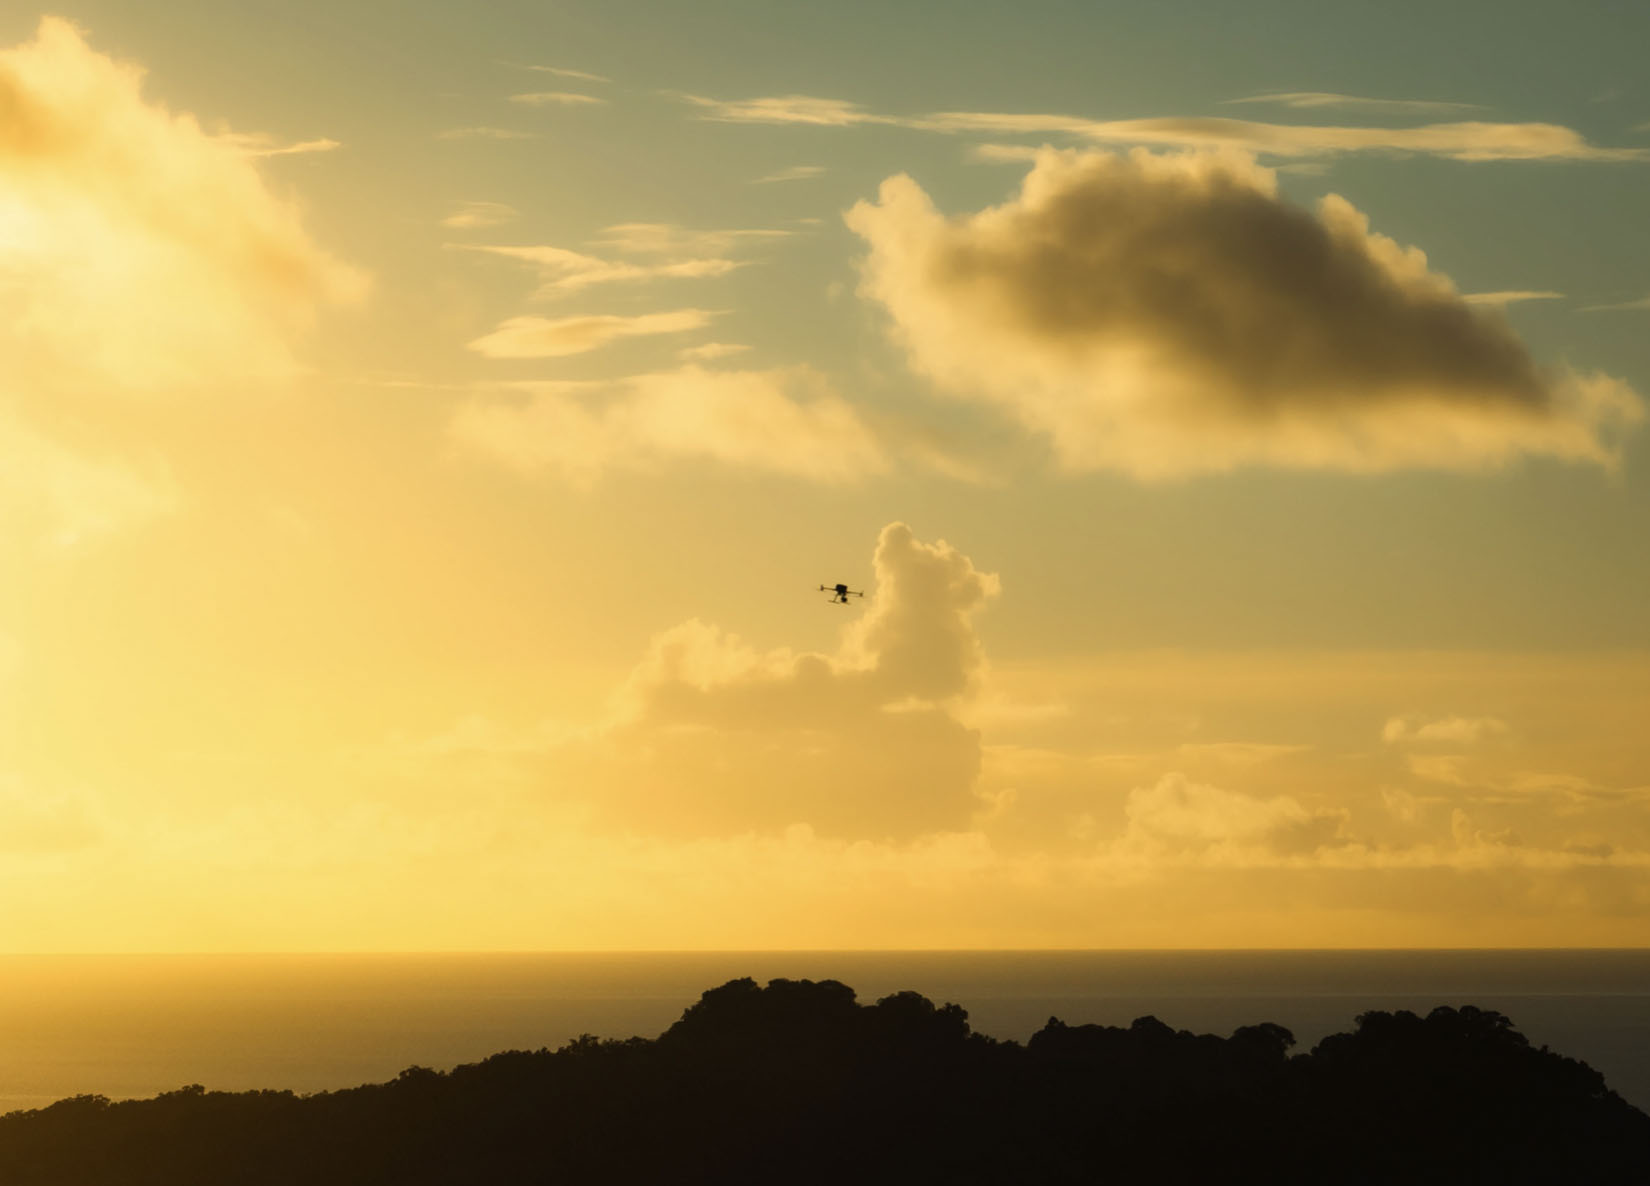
1, 977, 1644, 1184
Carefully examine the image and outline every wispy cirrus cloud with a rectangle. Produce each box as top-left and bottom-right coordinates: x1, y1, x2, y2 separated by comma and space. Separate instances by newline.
593, 222, 792, 255
453, 221, 791, 296
923, 111, 1649, 162
846, 147, 1643, 476
522, 64, 610, 84
441, 201, 518, 229
466, 309, 716, 358
436, 126, 537, 140
676, 92, 896, 126
216, 133, 342, 158
1462, 290, 1565, 305
452, 243, 743, 295
1225, 91, 1486, 116
509, 91, 605, 107
679, 341, 751, 361
676, 91, 1646, 162
752, 164, 826, 183
1578, 294, 1650, 312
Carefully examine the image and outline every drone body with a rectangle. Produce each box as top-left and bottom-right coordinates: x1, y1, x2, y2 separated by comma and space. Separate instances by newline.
819, 583, 863, 604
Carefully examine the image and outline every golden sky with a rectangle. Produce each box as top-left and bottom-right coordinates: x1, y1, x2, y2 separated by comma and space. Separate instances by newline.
3, 6, 1648, 950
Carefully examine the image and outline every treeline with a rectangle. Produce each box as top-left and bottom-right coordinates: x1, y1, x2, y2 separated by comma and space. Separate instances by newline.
1, 977, 1645, 1184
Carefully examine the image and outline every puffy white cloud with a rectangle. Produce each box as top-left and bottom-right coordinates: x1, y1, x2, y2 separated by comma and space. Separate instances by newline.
846, 147, 1643, 476
451, 364, 887, 484
466, 308, 716, 358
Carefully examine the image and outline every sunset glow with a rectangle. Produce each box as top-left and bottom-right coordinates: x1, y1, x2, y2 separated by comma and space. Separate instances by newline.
3, 5, 1648, 952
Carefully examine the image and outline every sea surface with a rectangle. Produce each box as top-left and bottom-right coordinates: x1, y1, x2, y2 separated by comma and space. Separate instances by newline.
2, 950, 1647, 1114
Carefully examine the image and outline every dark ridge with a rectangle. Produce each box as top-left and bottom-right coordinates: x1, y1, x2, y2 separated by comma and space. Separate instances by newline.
1, 978, 1645, 1184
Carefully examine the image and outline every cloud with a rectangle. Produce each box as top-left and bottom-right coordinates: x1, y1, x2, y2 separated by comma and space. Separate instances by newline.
1122, 773, 1344, 857
753, 164, 827, 183
1225, 92, 1487, 117
466, 308, 716, 358
1384, 715, 1510, 744
676, 91, 1644, 162
437, 126, 536, 140
451, 364, 887, 485
926, 113, 1648, 162
1462, 290, 1564, 305
522, 64, 610, 84
453, 243, 744, 294
217, 133, 343, 158
592, 222, 793, 256
1578, 294, 1650, 312
845, 147, 1643, 476
509, 91, 605, 107
0, 18, 360, 544
677, 93, 896, 127
441, 201, 518, 229
556, 523, 998, 839
679, 341, 751, 361
0, 17, 366, 395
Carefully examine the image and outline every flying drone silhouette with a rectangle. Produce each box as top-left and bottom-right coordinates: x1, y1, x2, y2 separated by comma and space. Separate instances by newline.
819, 583, 863, 604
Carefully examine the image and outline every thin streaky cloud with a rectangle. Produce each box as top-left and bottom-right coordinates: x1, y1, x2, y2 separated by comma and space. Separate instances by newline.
680, 342, 751, 361
218, 133, 342, 157
677, 91, 1646, 162
676, 92, 896, 126
1226, 91, 1487, 116
1462, 291, 1565, 305
451, 243, 743, 294
466, 309, 717, 359
924, 112, 1650, 162
525, 64, 611, 84
593, 223, 792, 256
442, 201, 518, 230
510, 91, 606, 107
437, 126, 537, 140
752, 164, 827, 183
1578, 295, 1650, 312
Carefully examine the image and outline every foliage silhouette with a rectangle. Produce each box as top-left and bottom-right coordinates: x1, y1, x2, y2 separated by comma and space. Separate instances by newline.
0, 979, 1644, 1184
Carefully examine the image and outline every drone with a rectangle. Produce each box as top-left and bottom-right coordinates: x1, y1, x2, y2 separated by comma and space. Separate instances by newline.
819, 583, 864, 604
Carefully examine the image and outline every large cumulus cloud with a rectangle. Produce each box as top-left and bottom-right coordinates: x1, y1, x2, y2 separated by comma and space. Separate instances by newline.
554, 523, 999, 841
846, 147, 1641, 476
0, 18, 361, 545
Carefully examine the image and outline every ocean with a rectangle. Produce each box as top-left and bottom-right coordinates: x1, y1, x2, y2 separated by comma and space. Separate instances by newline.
2, 950, 1647, 1114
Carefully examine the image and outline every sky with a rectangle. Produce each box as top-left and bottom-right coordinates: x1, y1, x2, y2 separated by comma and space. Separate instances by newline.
2, 1, 1648, 951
